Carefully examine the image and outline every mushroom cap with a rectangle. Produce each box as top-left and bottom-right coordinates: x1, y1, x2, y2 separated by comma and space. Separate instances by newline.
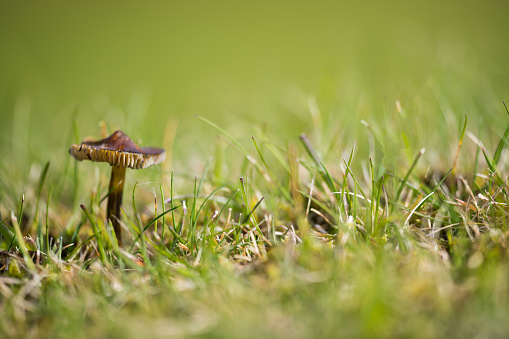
69, 131, 165, 169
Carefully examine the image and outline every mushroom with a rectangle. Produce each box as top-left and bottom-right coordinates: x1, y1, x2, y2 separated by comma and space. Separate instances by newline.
69, 130, 165, 246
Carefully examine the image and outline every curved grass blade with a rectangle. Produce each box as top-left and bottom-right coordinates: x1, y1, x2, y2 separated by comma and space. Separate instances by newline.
452, 115, 468, 175
493, 102, 509, 166
242, 197, 264, 224
404, 168, 452, 226
395, 148, 425, 203
130, 206, 182, 249
11, 211, 36, 271
196, 115, 247, 155
80, 204, 107, 264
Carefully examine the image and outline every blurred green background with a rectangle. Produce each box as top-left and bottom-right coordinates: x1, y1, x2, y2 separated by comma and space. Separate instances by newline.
0, 0, 508, 179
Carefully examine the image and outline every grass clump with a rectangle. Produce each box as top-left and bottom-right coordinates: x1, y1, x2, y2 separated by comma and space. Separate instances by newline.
0, 99, 509, 339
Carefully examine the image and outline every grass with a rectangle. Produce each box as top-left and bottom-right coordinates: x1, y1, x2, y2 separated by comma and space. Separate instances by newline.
0, 93, 508, 338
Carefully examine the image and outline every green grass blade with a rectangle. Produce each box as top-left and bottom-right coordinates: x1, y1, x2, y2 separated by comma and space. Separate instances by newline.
36, 161, 50, 205
160, 184, 165, 243
342, 160, 367, 200
493, 102, 509, 165
482, 148, 497, 174
196, 115, 248, 156
452, 115, 468, 174
11, 211, 36, 271
130, 206, 182, 248
80, 204, 107, 264
0, 219, 15, 245
395, 148, 425, 203
242, 197, 264, 224
195, 182, 232, 225
404, 168, 452, 226
299, 133, 336, 194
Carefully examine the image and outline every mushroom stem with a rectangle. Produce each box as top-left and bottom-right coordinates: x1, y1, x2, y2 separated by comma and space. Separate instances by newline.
107, 165, 126, 246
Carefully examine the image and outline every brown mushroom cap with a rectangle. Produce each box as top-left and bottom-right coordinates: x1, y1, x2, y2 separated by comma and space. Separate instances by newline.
69, 131, 165, 169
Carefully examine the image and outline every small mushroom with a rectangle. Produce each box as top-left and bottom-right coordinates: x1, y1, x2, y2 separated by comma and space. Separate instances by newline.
69, 130, 165, 246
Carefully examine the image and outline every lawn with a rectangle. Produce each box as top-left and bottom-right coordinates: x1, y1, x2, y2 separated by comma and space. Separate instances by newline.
1, 1, 509, 338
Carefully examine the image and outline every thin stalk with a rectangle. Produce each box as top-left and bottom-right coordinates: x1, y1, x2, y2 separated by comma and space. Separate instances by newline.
107, 165, 126, 246
11, 211, 36, 271
81, 204, 107, 264
46, 183, 54, 254
160, 184, 165, 243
